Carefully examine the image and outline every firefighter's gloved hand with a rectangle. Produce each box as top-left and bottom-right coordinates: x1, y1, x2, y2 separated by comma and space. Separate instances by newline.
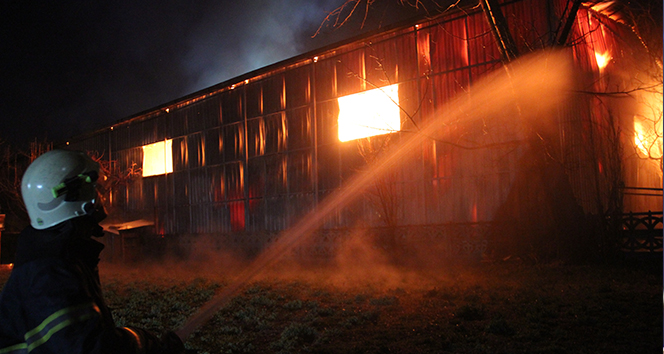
160, 331, 185, 354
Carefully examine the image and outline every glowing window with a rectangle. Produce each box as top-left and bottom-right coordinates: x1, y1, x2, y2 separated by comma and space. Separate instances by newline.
142, 139, 173, 177
338, 84, 400, 142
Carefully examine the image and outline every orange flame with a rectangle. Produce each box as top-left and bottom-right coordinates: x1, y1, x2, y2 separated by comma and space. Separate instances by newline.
595, 51, 611, 70
338, 84, 401, 142
634, 119, 663, 159
634, 120, 648, 156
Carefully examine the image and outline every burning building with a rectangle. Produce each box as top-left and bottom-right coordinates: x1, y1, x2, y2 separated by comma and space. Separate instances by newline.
66, 0, 662, 260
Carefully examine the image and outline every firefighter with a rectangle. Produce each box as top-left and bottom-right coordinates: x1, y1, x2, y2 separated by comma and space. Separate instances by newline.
0, 149, 185, 354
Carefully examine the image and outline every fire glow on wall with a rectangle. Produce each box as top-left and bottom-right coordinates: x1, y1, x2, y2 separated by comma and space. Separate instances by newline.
337, 84, 401, 142
142, 139, 173, 177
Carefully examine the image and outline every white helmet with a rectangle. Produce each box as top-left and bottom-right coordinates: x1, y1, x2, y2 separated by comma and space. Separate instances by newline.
21, 149, 102, 229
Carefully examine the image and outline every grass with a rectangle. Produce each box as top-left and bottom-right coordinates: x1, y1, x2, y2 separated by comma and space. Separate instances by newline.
0, 261, 661, 353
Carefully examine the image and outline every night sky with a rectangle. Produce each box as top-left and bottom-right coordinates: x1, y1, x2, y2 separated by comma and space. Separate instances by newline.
1, 1, 427, 148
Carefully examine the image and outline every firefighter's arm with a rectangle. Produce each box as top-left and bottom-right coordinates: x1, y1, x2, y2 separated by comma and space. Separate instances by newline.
21, 262, 107, 353
23, 262, 184, 354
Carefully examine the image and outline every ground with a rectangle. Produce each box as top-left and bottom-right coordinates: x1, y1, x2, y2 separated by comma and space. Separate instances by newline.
0, 259, 661, 353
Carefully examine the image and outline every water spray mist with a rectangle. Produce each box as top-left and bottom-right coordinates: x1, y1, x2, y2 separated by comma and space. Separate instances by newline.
175, 50, 572, 340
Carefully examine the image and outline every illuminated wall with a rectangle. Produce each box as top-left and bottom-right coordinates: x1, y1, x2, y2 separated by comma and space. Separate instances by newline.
66, 0, 661, 237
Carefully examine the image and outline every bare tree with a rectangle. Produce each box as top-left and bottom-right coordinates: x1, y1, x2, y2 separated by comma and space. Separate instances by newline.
314, 0, 466, 38
620, 0, 663, 172
321, 0, 662, 261
0, 138, 53, 231
88, 151, 142, 215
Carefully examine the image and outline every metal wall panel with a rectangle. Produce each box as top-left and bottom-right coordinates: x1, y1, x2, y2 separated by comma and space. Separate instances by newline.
287, 150, 313, 194
205, 128, 223, 166
191, 204, 211, 234
173, 170, 189, 206
247, 117, 265, 158
140, 118, 158, 145
264, 113, 287, 154
314, 58, 337, 101
265, 196, 288, 231
285, 65, 311, 109
172, 137, 187, 172
246, 197, 266, 232
209, 203, 231, 233
263, 74, 285, 114
365, 37, 399, 86
396, 80, 421, 128
466, 13, 501, 65
246, 81, 262, 118
502, 0, 551, 50
225, 161, 244, 201
174, 204, 190, 234
63, 0, 656, 241
186, 100, 208, 134
265, 154, 287, 196
187, 132, 205, 168
223, 123, 244, 162
430, 17, 469, 73
170, 109, 188, 138
155, 114, 170, 142
286, 107, 312, 150
247, 156, 266, 199
156, 174, 174, 234
431, 68, 470, 107
315, 100, 340, 146
396, 33, 418, 81
316, 145, 340, 191
202, 96, 222, 129
336, 50, 365, 97
189, 167, 210, 205
208, 164, 225, 203
339, 141, 365, 182
288, 193, 315, 225
221, 89, 243, 123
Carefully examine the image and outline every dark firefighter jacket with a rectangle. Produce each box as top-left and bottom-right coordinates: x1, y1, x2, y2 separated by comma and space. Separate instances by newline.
0, 218, 182, 354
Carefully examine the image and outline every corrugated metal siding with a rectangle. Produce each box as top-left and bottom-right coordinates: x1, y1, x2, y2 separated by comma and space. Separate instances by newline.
502, 0, 552, 50
64, 0, 659, 239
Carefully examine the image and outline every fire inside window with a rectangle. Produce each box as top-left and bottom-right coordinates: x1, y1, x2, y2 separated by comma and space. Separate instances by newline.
142, 139, 173, 177
337, 84, 401, 142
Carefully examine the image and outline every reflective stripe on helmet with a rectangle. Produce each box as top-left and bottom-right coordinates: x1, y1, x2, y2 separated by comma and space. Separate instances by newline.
51, 171, 99, 200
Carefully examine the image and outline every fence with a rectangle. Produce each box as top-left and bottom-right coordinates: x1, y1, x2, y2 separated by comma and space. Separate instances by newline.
618, 211, 663, 252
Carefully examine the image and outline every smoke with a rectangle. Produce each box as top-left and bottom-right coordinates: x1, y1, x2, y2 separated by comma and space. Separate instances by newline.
182, 0, 344, 92
2, 1, 427, 147
180, 0, 429, 92
99, 229, 460, 293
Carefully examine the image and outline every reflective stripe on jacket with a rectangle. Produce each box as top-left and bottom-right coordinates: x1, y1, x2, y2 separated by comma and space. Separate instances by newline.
0, 302, 100, 354
0, 220, 168, 354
